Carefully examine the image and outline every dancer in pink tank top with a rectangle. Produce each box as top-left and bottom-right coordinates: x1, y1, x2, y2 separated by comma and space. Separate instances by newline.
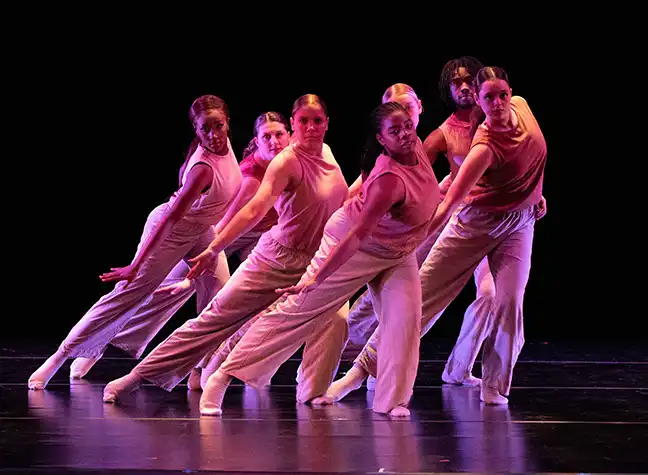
103, 94, 349, 402
335, 67, 547, 406
343, 61, 493, 389
223, 113, 285, 261
28, 95, 242, 390
145, 111, 291, 390
335, 59, 548, 399
197, 102, 440, 418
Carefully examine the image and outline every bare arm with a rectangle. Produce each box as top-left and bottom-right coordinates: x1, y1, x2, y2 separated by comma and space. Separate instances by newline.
426, 144, 494, 234
279, 173, 405, 294
422, 128, 447, 167
186, 153, 301, 279
208, 154, 299, 252
100, 164, 213, 285
214, 177, 262, 234
535, 195, 547, 220
348, 174, 363, 199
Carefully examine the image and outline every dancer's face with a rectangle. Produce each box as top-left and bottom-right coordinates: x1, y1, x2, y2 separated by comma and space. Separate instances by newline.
476, 78, 512, 122
254, 122, 290, 161
194, 108, 229, 155
377, 110, 416, 157
388, 93, 422, 129
290, 104, 328, 146
450, 67, 476, 109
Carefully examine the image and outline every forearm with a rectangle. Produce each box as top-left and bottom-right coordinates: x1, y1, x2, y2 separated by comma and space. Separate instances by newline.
215, 197, 250, 234
348, 174, 363, 199
208, 202, 268, 253
427, 144, 494, 235
313, 232, 362, 285
426, 199, 455, 237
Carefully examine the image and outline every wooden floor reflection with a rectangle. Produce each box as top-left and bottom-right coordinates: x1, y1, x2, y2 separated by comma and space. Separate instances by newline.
1, 340, 646, 473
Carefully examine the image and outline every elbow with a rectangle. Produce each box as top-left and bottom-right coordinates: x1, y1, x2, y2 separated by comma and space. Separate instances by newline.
245, 201, 266, 222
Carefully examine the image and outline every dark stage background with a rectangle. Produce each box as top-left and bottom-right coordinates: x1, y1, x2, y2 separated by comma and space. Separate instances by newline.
3, 24, 625, 348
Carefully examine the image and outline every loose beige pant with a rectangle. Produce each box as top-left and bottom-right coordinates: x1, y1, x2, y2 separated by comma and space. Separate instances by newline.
219, 208, 422, 413
356, 205, 535, 396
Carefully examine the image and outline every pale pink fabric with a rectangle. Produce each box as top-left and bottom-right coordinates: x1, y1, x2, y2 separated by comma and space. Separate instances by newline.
57, 144, 241, 358
270, 143, 348, 255
171, 143, 242, 229
437, 113, 473, 198
346, 115, 493, 371
114, 150, 279, 361
133, 234, 317, 390
129, 144, 348, 389
110, 254, 229, 359
442, 256, 494, 383
357, 99, 546, 396
467, 96, 546, 212
357, 204, 535, 396
220, 143, 440, 412
219, 208, 422, 412
343, 139, 439, 258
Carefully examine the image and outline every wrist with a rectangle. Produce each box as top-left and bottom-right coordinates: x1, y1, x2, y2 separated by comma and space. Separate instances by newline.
131, 259, 143, 272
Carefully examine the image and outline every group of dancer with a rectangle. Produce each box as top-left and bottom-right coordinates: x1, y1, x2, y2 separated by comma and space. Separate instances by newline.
28, 56, 547, 417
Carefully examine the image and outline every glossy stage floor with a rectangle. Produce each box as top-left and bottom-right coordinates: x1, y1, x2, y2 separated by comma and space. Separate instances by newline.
1, 340, 646, 474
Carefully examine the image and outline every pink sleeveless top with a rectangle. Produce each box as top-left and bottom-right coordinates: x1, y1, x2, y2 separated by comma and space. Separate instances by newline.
169, 142, 242, 233
344, 139, 440, 258
437, 113, 473, 197
270, 143, 348, 255
467, 96, 546, 212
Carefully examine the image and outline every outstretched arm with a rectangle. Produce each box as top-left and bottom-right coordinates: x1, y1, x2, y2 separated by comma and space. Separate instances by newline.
426, 144, 494, 235
422, 128, 447, 167
279, 173, 405, 295
100, 164, 213, 287
214, 176, 263, 234
186, 153, 301, 279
